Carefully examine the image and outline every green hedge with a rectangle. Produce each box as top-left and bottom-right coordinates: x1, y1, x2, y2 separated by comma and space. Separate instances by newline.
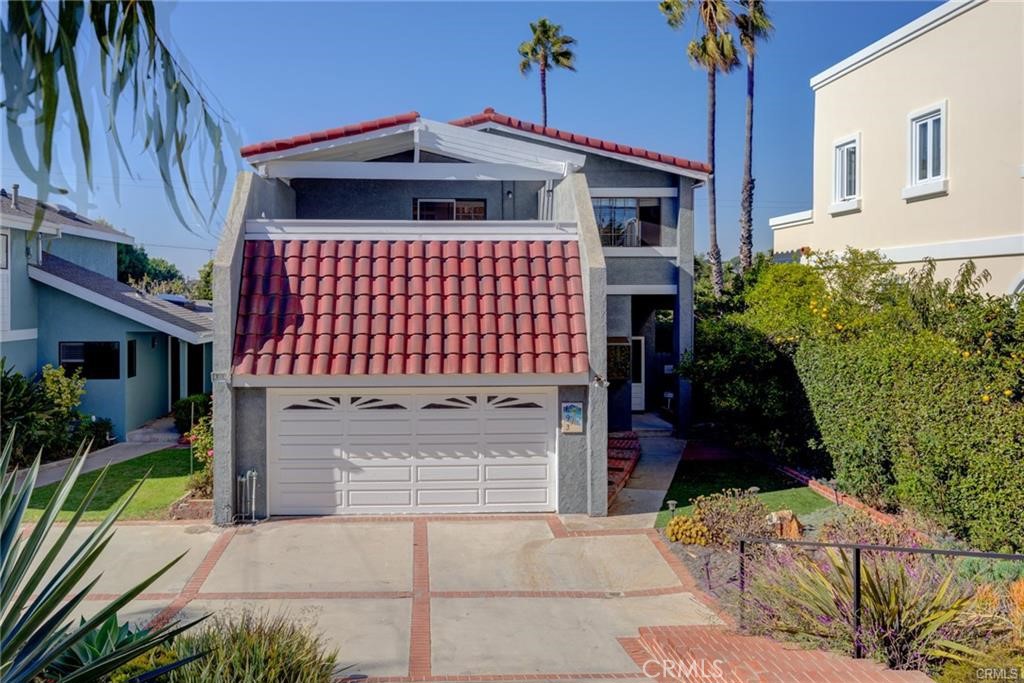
682, 251, 1024, 551
796, 332, 1024, 550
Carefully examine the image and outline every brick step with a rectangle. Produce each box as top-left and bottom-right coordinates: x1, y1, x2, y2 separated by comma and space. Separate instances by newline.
622, 625, 932, 682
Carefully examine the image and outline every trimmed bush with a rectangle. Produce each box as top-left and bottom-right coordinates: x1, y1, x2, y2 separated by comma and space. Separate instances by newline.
172, 394, 211, 434
692, 487, 772, 548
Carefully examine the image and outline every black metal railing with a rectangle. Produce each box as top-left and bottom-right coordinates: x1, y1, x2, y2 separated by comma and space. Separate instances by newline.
737, 537, 1024, 659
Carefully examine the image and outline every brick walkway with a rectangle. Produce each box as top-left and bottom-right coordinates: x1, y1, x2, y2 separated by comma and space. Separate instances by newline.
619, 626, 932, 682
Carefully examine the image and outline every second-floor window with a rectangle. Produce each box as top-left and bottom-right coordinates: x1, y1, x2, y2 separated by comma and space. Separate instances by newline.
834, 138, 858, 202
911, 108, 944, 184
593, 198, 662, 247
414, 199, 486, 221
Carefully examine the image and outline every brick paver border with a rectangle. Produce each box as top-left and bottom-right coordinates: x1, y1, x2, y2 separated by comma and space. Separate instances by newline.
148, 527, 236, 629
121, 514, 740, 681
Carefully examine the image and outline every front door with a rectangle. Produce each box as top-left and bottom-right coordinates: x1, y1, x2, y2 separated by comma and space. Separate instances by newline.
631, 336, 645, 411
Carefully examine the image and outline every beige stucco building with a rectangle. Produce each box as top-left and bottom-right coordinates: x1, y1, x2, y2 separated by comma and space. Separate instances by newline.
771, 0, 1024, 295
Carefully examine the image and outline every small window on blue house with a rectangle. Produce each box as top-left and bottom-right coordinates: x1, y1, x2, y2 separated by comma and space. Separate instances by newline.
127, 340, 137, 378
0, 234, 8, 269
60, 341, 120, 380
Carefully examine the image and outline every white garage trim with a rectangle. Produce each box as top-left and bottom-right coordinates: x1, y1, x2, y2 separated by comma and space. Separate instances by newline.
266, 386, 558, 516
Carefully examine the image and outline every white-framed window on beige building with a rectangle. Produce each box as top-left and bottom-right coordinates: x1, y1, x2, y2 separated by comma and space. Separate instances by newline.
903, 101, 948, 201
830, 134, 861, 215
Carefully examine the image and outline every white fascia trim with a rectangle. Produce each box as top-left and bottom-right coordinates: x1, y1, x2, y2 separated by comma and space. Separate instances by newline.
232, 372, 589, 388
0, 215, 133, 244
810, 0, 984, 90
261, 161, 565, 182
419, 119, 585, 172
768, 210, 814, 230
244, 219, 579, 241
603, 247, 677, 258
467, 123, 710, 181
829, 198, 862, 216
606, 284, 678, 295
880, 233, 1024, 263
0, 328, 38, 342
27, 266, 212, 345
243, 122, 418, 165
589, 187, 679, 198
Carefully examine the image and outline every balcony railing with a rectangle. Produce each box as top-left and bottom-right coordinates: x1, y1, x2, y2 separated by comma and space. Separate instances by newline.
598, 219, 668, 248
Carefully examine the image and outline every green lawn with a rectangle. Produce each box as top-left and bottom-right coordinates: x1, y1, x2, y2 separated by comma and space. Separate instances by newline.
24, 448, 202, 522
654, 457, 831, 527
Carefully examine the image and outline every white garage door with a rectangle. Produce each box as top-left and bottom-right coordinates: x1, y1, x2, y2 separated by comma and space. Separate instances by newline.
267, 388, 557, 515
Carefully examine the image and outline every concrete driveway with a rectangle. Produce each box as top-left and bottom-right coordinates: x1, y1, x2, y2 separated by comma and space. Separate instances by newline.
64, 515, 721, 680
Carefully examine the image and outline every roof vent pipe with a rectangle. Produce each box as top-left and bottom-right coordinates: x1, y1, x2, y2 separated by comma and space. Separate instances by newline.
11, 184, 18, 209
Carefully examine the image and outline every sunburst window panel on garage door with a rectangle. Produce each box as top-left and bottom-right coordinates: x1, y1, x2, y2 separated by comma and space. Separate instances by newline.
268, 389, 556, 515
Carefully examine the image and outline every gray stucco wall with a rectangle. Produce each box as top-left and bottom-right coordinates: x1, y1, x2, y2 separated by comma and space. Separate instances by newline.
553, 173, 608, 516
606, 257, 678, 286
291, 179, 544, 221
557, 384, 589, 513
234, 388, 268, 519
213, 173, 296, 524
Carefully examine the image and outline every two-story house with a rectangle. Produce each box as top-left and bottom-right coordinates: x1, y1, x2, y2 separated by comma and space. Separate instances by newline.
771, 0, 1024, 294
0, 187, 213, 440
212, 109, 708, 522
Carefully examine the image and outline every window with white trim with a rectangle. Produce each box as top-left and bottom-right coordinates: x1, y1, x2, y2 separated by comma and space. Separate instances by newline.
834, 139, 858, 202
910, 109, 943, 184
0, 233, 8, 269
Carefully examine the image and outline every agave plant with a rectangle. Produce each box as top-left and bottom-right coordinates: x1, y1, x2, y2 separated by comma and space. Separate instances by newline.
1, 432, 206, 682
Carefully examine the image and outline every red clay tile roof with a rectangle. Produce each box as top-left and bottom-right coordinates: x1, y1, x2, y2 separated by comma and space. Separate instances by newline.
239, 112, 420, 158
238, 108, 709, 174
233, 239, 589, 377
449, 108, 711, 175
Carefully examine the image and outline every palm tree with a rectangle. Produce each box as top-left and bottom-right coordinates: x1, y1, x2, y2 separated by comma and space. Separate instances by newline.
660, 0, 739, 297
518, 18, 577, 127
736, 0, 773, 272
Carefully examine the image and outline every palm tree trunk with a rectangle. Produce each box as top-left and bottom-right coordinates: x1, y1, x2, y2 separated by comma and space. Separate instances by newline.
739, 52, 755, 273
540, 63, 548, 127
706, 68, 724, 297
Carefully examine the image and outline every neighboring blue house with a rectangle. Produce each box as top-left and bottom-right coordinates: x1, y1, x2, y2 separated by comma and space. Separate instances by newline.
0, 186, 213, 440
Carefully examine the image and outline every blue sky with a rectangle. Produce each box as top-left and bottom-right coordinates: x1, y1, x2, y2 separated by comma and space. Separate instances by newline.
1, 0, 941, 276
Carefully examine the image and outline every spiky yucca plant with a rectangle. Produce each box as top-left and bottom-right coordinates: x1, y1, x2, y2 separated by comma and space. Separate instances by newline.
1, 433, 205, 682
751, 547, 983, 670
